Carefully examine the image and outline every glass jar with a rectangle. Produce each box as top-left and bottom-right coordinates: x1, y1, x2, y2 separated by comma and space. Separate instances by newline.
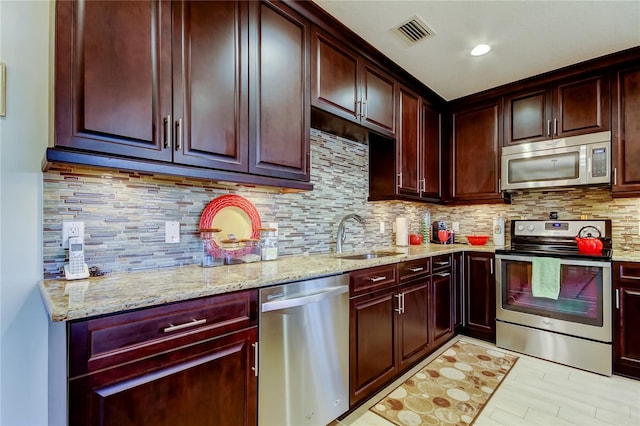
259, 227, 278, 261
239, 239, 262, 263
200, 228, 223, 267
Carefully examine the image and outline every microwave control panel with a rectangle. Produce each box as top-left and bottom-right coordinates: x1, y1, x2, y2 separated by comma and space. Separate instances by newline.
591, 147, 608, 177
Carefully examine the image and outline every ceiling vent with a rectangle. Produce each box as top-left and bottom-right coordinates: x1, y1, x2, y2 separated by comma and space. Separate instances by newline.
396, 16, 435, 44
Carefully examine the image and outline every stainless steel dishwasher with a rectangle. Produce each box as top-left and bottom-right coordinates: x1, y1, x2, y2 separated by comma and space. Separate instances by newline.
258, 273, 349, 426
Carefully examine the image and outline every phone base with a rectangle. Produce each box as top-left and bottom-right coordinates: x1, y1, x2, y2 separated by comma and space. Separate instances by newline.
64, 264, 90, 280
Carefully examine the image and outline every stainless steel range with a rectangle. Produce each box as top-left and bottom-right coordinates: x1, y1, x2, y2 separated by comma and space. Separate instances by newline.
495, 219, 613, 376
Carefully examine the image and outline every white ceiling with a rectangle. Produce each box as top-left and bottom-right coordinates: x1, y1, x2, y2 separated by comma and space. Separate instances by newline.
312, 0, 640, 101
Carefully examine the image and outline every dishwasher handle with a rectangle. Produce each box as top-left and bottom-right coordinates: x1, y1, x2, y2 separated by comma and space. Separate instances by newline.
261, 285, 348, 313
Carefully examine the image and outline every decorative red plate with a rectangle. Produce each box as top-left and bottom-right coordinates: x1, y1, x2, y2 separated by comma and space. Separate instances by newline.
199, 195, 262, 259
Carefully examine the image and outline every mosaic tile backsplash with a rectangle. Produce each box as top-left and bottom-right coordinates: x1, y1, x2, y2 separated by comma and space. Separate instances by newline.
43, 129, 640, 278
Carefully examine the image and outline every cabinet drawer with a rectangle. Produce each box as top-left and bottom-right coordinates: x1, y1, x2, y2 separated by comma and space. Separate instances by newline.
69, 290, 258, 377
616, 262, 640, 286
398, 258, 431, 282
350, 265, 397, 296
432, 254, 452, 272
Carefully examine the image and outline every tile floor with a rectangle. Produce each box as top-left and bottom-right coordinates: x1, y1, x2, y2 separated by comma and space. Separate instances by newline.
333, 337, 640, 426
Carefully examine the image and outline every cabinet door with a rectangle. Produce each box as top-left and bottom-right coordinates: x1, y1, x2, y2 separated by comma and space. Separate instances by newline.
349, 289, 397, 406
54, 0, 172, 161
397, 86, 421, 197
249, 1, 310, 181
172, 1, 249, 172
397, 280, 430, 371
504, 87, 552, 145
612, 64, 640, 195
464, 252, 496, 342
555, 75, 610, 138
613, 262, 640, 379
362, 63, 396, 136
431, 271, 454, 349
450, 99, 504, 202
421, 101, 442, 200
312, 30, 359, 122
69, 328, 257, 426
452, 251, 464, 331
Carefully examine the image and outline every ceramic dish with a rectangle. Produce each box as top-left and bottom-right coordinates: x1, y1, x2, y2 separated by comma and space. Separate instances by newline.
199, 195, 262, 260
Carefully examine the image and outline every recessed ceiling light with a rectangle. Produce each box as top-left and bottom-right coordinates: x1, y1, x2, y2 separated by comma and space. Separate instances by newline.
471, 44, 491, 56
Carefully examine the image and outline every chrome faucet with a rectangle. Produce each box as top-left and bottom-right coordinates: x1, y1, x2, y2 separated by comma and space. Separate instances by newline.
336, 214, 365, 254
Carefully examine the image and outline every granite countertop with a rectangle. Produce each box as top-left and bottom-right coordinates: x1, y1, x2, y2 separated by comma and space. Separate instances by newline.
39, 244, 494, 322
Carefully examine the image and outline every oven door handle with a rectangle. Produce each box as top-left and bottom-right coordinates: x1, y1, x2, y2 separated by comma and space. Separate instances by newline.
495, 254, 611, 268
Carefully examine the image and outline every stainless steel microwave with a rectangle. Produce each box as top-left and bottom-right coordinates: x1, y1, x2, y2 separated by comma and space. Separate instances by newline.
501, 131, 611, 191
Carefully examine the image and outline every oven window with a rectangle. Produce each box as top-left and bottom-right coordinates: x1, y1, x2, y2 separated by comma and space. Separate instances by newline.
500, 259, 603, 326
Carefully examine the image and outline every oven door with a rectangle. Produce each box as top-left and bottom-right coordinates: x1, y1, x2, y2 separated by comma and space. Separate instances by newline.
495, 254, 611, 343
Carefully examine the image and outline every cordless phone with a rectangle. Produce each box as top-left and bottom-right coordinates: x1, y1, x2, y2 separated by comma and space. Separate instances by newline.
64, 236, 89, 280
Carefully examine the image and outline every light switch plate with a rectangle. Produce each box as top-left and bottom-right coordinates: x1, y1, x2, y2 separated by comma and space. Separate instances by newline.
165, 221, 180, 243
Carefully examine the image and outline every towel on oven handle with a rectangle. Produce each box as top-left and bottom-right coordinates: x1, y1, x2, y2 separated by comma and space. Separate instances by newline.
531, 257, 561, 300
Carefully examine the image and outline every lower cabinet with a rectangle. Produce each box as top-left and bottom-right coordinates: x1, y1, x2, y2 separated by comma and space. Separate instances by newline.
349, 264, 399, 407
431, 254, 455, 349
613, 261, 640, 379
464, 252, 496, 342
349, 255, 455, 408
68, 290, 258, 426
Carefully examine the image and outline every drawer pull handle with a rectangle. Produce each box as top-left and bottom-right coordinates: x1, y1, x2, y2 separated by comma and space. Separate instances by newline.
434, 261, 450, 266
408, 267, 424, 272
163, 318, 207, 333
369, 276, 387, 282
435, 272, 451, 277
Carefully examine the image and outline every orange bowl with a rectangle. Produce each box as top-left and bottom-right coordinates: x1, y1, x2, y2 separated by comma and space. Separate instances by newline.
466, 235, 490, 245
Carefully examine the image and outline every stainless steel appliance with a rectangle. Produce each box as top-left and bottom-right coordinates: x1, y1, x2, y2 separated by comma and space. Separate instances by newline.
258, 274, 349, 426
495, 219, 613, 375
501, 131, 611, 191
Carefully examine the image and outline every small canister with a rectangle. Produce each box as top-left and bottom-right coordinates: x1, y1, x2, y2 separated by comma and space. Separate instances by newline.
259, 226, 279, 261
200, 228, 223, 267
240, 239, 262, 263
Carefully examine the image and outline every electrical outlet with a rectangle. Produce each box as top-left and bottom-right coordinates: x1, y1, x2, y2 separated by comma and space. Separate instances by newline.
452, 222, 460, 233
62, 221, 84, 249
379, 221, 385, 233
638, 221, 640, 237
165, 221, 180, 243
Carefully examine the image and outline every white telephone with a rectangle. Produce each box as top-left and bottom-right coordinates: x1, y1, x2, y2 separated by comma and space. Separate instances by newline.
64, 236, 90, 280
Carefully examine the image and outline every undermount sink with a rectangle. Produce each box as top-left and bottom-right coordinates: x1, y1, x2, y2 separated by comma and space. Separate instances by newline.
337, 251, 404, 260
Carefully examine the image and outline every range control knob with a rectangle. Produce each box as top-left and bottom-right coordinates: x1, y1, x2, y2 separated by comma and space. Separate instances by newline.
528, 225, 535, 232
517, 225, 524, 231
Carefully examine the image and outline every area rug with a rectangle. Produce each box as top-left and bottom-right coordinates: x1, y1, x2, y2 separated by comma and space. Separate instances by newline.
370, 340, 518, 426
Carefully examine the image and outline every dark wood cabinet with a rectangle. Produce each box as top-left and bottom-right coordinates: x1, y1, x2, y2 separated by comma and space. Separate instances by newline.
613, 262, 640, 379
68, 290, 258, 426
396, 87, 442, 201
349, 256, 457, 407
504, 75, 610, 146
397, 86, 421, 197
349, 284, 398, 407
55, 0, 309, 184
248, 1, 310, 181
612, 63, 640, 196
312, 28, 396, 137
397, 279, 431, 371
55, 0, 173, 161
431, 254, 455, 349
464, 252, 496, 342
452, 251, 465, 332
450, 99, 505, 203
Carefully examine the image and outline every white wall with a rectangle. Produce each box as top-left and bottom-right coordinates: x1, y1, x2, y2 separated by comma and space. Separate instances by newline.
0, 1, 51, 425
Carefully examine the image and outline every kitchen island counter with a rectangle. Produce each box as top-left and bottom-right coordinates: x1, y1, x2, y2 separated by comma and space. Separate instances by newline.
39, 244, 495, 322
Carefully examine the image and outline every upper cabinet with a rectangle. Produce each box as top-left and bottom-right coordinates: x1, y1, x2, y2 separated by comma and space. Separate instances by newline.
504, 75, 610, 146
54, 0, 310, 186
612, 62, 640, 197
311, 28, 396, 137
55, 0, 173, 161
396, 86, 442, 201
449, 98, 506, 204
